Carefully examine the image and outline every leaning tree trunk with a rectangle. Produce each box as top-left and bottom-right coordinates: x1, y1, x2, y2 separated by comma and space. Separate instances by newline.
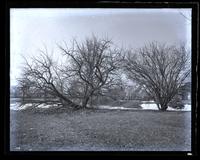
59, 94, 81, 109
52, 90, 81, 109
50, 83, 81, 109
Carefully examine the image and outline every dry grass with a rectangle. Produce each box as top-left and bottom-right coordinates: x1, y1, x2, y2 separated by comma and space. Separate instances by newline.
10, 108, 191, 151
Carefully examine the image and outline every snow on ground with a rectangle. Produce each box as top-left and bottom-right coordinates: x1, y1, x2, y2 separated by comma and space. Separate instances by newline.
10, 103, 33, 110
98, 103, 191, 111
139, 103, 191, 111
10, 102, 21, 111
10, 103, 60, 110
10, 102, 191, 111
10, 102, 35, 110
36, 103, 59, 108
181, 104, 191, 111
97, 105, 138, 110
140, 104, 158, 110
19, 103, 33, 110
37, 104, 51, 109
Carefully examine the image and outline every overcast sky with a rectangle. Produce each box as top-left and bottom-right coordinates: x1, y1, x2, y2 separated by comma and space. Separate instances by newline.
10, 8, 191, 86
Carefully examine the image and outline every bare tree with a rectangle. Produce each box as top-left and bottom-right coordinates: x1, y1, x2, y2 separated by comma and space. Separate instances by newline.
19, 35, 123, 109
124, 42, 191, 111
20, 50, 81, 108
58, 35, 123, 108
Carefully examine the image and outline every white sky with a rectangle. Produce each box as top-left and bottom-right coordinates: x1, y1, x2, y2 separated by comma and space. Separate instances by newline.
10, 8, 191, 86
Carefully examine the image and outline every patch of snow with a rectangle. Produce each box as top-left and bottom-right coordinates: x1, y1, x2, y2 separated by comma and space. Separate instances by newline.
141, 103, 191, 111
141, 104, 158, 110
97, 105, 138, 110
36, 103, 59, 108
10, 102, 60, 110
37, 104, 51, 108
10, 103, 33, 110
98, 103, 191, 111
167, 107, 178, 111
182, 104, 191, 111
18, 103, 33, 110
10, 103, 21, 110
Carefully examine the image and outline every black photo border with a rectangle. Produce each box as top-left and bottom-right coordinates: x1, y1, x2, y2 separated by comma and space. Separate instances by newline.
3, 0, 199, 158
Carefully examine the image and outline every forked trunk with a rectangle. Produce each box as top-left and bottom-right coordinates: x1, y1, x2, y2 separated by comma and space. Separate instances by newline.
156, 103, 168, 111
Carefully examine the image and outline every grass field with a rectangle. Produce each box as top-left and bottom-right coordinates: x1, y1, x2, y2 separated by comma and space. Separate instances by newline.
10, 108, 191, 151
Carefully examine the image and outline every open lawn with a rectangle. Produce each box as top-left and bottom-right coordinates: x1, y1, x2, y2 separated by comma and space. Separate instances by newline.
10, 108, 191, 151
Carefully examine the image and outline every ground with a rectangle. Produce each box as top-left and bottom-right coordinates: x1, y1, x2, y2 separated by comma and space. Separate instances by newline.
10, 108, 191, 151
